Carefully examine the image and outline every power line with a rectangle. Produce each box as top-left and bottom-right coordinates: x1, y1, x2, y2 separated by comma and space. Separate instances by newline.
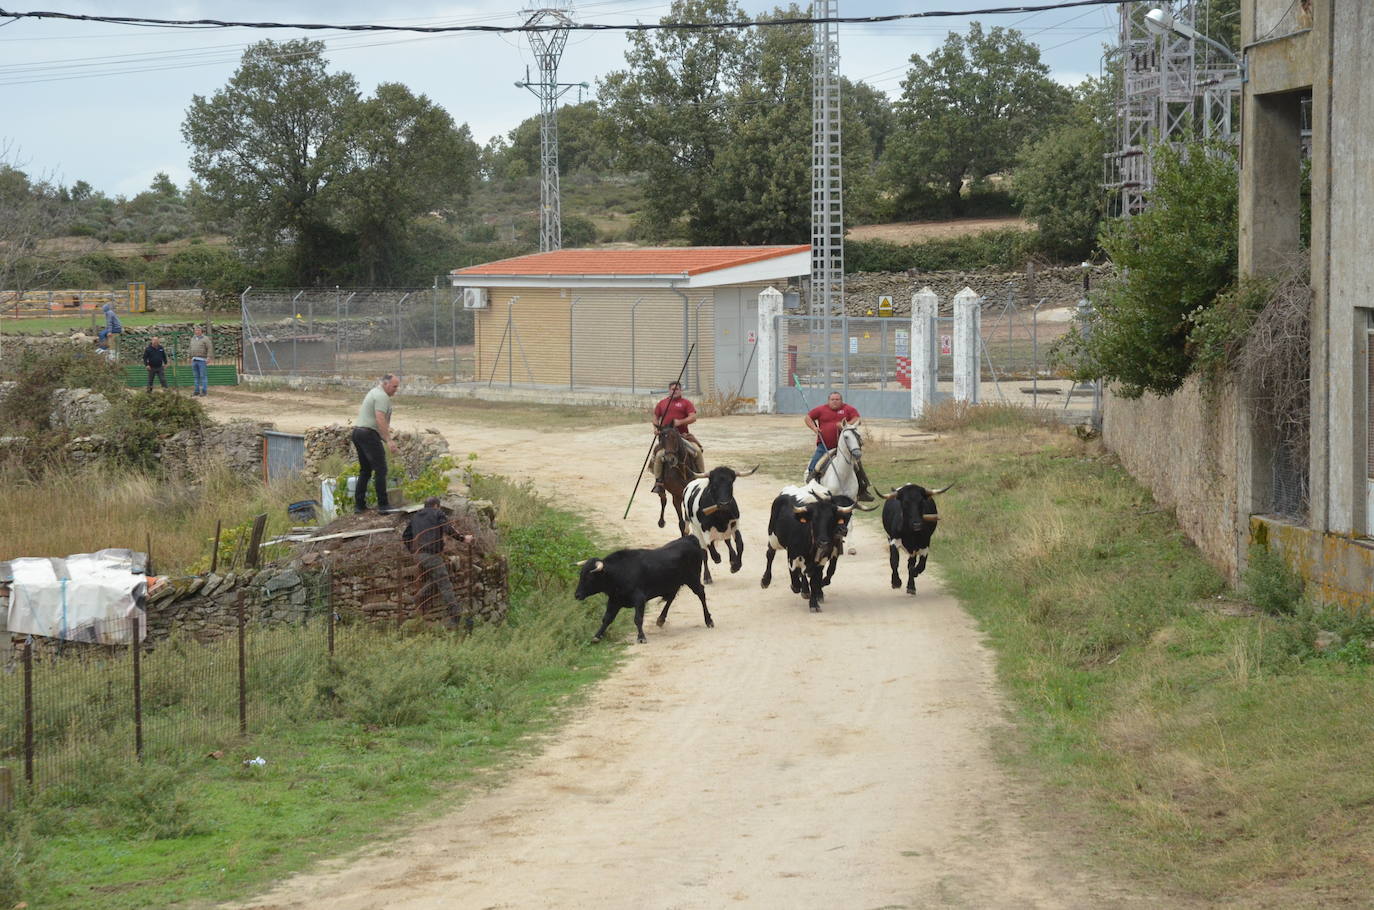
0, 2, 1137, 35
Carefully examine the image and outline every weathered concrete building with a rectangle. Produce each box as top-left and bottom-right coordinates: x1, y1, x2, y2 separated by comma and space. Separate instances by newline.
1106, 1, 1374, 603
449, 246, 809, 397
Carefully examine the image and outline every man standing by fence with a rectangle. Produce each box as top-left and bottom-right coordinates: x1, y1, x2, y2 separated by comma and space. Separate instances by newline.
143, 336, 169, 391
403, 496, 476, 631
352, 374, 400, 513
188, 325, 212, 397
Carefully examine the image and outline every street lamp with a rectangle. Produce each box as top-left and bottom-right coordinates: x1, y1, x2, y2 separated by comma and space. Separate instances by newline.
1145, 7, 1247, 81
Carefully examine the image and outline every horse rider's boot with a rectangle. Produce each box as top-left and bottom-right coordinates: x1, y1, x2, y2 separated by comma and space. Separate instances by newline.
854, 462, 876, 502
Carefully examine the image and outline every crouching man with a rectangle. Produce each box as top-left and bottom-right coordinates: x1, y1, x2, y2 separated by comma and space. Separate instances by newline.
403, 496, 475, 631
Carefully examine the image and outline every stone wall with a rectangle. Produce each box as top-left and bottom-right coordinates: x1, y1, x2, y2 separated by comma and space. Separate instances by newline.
1102, 376, 1245, 581
835, 265, 1107, 315
162, 419, 272, 482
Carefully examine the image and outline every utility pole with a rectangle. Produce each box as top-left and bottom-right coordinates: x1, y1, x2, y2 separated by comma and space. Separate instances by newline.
811, 0, 844, 389
516, 5, 586, 252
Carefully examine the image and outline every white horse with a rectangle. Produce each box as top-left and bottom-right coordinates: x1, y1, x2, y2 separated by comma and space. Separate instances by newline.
810, 423, 867, 502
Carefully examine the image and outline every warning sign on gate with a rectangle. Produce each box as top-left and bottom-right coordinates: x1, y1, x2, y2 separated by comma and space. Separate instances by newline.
746, 330, 756, 344
895, 329, 909, 357
878, 295, 894, 316
940, 334, 952, 355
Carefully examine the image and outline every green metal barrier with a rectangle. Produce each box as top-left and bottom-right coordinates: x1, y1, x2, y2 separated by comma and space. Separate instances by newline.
123, 364, 238, 388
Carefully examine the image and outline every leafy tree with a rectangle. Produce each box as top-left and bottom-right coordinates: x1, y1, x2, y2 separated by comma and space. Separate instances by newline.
1060, 142, 1238, 398
0, 150, 67, 297
488, 101, 622, 182
182, 39, 359, 283
842, 78, 895, 162
600, 0, 752, 239
1015, 77, 1112, 260
336, 83, 478, 285
885, 23, 1071, 215
601, 1, 875, 243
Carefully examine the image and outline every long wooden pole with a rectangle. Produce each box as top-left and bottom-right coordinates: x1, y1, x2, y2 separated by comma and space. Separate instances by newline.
622, 342, 695, 520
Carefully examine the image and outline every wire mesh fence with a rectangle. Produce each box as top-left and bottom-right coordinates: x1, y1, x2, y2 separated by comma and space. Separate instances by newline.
240, 287, 474, 382
0, 542, 508, 793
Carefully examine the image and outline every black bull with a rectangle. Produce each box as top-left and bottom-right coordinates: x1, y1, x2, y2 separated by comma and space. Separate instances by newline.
573, 536, 712, 644
760, 492, 854, 613
880, 482, 953, 595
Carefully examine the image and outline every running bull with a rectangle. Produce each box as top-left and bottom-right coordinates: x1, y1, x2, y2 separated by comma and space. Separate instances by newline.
881, 482, 954, 595
574, 536, 712, 643
760, 491, 854, 613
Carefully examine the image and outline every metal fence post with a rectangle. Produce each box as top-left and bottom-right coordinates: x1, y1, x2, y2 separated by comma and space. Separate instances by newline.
630, 298, 644, 393
466, 539, 475, 623
237, 590, 247, 735
132, 618, 143, 760
22, 638, 33, 786
327, 569, 337, 656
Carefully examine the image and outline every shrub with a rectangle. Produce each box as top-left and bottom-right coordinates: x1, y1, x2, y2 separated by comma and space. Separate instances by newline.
0, 346, 125, 431
102, 389, 207, 470
1056, 141, 1238, 398
1243, 544, 1306, 617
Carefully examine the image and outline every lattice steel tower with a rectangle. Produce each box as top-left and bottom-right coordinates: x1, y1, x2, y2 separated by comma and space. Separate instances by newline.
518, 5, 579, 251
811, 0, 844, 328
1108, 1, 1241, 216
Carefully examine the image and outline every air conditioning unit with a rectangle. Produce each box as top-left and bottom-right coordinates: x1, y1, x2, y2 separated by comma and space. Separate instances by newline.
462, 287, 488, 310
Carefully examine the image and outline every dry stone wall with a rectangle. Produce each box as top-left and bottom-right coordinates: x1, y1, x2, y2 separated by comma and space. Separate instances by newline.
836, 265, 1108, 315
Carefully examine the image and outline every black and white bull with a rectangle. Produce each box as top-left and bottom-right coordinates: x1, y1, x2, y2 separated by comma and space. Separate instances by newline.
781, 482, 873, 588
682, 464, 758, 583
760, 492, 854, 612
880, 482, 953, 594
573, 536, 712, 643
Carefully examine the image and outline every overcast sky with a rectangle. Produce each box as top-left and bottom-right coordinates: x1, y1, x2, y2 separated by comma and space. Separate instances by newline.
0, 1, 1120, 197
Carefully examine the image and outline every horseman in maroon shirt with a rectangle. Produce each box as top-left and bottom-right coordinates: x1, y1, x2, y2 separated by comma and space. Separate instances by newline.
650, 380, 704, 494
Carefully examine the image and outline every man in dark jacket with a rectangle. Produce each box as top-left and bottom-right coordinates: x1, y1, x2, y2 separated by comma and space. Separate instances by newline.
143, 336, 169, 391
403, 497, 475, 631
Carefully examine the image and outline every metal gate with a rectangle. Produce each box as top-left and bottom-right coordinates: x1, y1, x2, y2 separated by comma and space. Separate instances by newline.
772, 315, 929, 418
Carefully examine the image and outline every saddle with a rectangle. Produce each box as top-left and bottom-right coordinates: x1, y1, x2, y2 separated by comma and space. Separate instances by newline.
811, 448, 837, 477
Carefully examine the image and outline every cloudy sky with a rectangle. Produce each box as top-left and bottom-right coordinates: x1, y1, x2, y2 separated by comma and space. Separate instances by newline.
0, 1, 1121, 197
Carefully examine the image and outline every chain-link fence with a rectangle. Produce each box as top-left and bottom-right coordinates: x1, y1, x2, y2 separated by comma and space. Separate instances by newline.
240, 287, 473, 383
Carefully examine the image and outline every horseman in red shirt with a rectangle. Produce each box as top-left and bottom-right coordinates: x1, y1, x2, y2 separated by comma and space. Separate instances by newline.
650, 380, 704, 494
805, 390, 875, 501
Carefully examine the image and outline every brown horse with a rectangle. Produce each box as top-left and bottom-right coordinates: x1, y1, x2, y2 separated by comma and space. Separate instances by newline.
656, 426, 704, 535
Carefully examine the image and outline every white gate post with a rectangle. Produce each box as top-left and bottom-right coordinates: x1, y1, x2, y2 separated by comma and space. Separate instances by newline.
910, 287, 939, 418
953, 286, 981, 404
756, 286, 784, 413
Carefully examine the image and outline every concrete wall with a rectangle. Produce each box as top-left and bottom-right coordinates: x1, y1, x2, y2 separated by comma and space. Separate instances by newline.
1103, 377, 1245, 581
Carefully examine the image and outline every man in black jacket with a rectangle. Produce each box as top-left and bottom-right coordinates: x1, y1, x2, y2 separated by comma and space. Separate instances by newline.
403, 497, 475, 631
143, 336, 169, 391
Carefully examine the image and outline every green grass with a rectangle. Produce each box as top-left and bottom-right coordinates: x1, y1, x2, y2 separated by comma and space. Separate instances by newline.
0, 313, 238, 334
854, 406, 1374, 906
4, 475, 624, 909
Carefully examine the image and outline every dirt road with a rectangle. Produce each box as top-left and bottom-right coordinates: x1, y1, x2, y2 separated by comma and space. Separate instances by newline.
211, 389, 1143, 909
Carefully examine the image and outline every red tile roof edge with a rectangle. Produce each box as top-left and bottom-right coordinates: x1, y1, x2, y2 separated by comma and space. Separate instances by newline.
449, 244, 810, 278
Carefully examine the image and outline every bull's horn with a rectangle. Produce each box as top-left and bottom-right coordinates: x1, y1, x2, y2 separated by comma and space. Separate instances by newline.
881, 489, 899, 500
691, 470, 709, 479
922, 513, 940, 521
853, 502, 879, 512
836, 504, 855, 514
735, 464, 759, 477
574, 559, 591, 567
794, 506, 809, 515
701, 504, 721, 516
930, 481, 956, 495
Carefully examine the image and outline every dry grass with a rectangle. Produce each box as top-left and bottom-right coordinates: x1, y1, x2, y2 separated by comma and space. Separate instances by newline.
0, 460, 314, 573
916, 399, 1063, 434
695, 388, 750, 418
846, 216, 1030, 244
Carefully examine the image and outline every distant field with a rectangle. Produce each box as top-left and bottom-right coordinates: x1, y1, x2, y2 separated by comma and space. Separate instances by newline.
847, 217, 1029, 243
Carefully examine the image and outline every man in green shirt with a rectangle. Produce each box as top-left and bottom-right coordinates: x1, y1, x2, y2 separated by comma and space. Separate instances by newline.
352, 374, 401, 513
